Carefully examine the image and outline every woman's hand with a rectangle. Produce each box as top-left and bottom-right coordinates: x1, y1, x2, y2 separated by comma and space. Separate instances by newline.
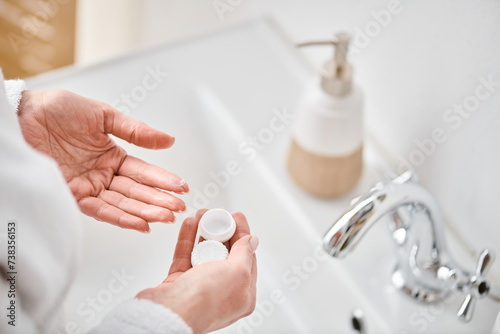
137, 209, 258, 334
17, 89, 189, 232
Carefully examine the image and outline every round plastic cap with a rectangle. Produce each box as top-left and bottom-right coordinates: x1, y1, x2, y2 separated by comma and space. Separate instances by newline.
191, 240, 229, 266
199, 209, 236, 242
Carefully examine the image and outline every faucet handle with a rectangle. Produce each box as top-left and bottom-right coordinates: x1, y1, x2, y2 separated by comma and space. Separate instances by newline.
475, 249, 494, 276
457, 249, 495, 322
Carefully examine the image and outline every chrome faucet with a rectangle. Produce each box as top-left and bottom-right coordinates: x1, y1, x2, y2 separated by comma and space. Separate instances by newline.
323, 171, 500, 322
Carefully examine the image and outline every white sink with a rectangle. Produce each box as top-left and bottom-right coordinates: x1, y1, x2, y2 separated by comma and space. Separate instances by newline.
27, 18, 498, 334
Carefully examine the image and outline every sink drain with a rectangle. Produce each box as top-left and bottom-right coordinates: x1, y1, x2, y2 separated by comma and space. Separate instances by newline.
351, 308, 366, 334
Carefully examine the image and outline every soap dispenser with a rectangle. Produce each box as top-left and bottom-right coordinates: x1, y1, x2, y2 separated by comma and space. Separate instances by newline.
287, 32, 364, 198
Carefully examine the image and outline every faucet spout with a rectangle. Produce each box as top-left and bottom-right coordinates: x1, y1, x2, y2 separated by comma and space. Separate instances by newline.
322, 171, 499, 322
323, 171, 445, 258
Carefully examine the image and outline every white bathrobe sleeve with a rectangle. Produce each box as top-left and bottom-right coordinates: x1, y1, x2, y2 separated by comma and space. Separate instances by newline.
90, 299, 193, 334
0, 73, 192, 334
0, 75, 83, 334
4, 79, 25, 113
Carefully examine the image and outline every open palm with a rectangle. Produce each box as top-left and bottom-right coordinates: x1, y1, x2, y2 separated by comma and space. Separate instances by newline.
17, 89, 189, 232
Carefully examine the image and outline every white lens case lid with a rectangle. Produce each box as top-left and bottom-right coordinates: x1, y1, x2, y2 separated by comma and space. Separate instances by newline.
191, 240, 229, 267
198, 209, 236, 243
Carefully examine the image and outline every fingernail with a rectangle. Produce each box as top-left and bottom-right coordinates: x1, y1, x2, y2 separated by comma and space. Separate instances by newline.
168, 176, 186, 187
249, 236, 259, 253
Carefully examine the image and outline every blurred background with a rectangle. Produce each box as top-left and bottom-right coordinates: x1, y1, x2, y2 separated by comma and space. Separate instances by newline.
0, 0, 433, 78
1, 0, 301, 79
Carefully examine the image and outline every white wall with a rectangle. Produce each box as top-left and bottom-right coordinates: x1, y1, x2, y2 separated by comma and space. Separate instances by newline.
353, 1, 500, 280
76, 0, 500, 278
76, 0, 143, 63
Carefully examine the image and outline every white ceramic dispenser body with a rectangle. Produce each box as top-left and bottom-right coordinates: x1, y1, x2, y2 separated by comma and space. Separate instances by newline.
293, 81, 363, 157
287, 32, 364, 197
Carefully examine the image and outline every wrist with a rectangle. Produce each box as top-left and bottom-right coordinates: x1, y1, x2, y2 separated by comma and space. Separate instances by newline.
17, 90, 36, 116
137, 285, 207, 334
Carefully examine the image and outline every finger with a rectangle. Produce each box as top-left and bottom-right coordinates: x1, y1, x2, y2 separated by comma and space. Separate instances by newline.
78, 197, 149, 232
118, 156, 189, 193
229, 212, 251, 249
195, 209, 209, 243
168, 216, 201, 276
227, 235, 259, 272
98, 190, 175, 223
109, 176, 185, 212
102, 105, 175, 149
195, 208, 208, 220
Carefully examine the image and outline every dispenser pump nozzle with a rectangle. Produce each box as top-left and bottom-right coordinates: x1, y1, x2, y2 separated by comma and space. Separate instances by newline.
297, 32, 353, 97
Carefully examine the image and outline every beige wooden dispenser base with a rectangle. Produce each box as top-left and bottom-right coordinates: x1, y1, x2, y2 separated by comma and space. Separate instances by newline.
287, 139, 363, 198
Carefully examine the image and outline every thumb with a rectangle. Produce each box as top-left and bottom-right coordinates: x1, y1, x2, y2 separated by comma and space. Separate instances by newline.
227, 235, 259, 270
103, 105, 175, 149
